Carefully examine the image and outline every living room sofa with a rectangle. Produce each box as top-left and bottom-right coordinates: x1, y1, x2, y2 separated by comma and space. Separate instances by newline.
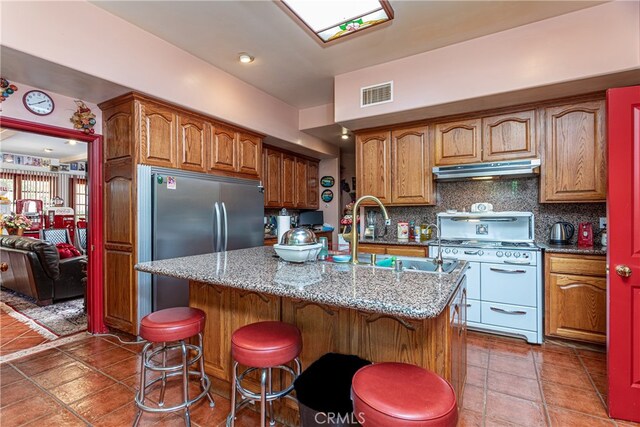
0, 235, 85, 306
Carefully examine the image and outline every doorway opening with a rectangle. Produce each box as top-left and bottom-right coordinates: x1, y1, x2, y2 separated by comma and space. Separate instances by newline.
0, 117, 105, 359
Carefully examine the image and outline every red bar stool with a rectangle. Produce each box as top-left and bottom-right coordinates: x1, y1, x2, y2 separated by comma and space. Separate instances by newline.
133, 307, 215, 426
351, 362, 458, 427
227, 321, 302, 427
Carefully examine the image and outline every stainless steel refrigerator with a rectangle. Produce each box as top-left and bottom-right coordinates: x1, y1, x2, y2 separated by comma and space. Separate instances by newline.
149, 169, 263, 311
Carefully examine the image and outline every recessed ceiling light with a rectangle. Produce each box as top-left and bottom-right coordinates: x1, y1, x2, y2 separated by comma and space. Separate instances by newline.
281, 0, 394, 43
239, 53, 254, 64
44, 148, 54, 153
341, 134, 349, 140
67, 140, 77, 145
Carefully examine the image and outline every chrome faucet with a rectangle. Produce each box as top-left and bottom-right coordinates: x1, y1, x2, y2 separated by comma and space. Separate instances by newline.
427, 224, 444, 271
350, 195, 391, 265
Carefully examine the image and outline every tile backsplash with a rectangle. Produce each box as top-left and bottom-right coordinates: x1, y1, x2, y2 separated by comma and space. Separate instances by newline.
368, 178, 606, 243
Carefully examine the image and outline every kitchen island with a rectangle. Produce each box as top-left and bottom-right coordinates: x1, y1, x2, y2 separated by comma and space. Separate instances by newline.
136, 246, 468, 425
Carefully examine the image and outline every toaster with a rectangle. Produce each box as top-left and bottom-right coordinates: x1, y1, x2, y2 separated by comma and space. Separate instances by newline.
471, 203, 494, 213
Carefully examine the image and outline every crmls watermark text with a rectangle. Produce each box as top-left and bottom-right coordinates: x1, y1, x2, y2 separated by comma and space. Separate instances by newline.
314, 412, 366, 424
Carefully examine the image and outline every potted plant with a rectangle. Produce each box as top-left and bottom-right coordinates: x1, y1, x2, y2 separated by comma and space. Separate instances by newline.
1, 212, 33, 236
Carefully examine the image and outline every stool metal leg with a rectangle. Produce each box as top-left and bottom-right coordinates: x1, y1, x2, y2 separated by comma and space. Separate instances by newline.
228, 361, 239, 427
158, 342, 167, 407
198, 333, 215, 407
133, 342, 152, 427
181, 341, 191, 427
267, 367, 275, 426
260, 368, 267, 427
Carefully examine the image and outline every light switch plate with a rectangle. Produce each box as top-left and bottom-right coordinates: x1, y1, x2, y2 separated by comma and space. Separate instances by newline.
599, 217, 607, 229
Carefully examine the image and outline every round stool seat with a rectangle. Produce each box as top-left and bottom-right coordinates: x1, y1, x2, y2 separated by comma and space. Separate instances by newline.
352, 362, 457, 427
231, 321, 302, 368
139, 307, 206, 343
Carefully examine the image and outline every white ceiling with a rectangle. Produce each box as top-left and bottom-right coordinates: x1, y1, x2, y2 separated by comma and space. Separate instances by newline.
91, 0, 604, 109
0, 128, 88, 162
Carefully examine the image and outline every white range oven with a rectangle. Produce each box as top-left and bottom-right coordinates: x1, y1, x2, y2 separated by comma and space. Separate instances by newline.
429, 211, 543, 344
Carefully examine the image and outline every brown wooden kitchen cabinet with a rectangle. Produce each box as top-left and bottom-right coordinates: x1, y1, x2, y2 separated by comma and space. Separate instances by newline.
357, 243, 428, 257
434, 119, 482, 166
99, 92, 263, 335
262, 145, 320, 209
545, 252, 607, 344
356, 130, 392, 204
177, 113, 208, 173
540, 100, 606, 203
482, 110, 537, 161
356, 126, 434, 206
140, 101, 177, 168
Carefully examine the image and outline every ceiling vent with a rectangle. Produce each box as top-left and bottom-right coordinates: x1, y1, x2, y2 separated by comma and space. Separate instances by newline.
361, 81, 393, 107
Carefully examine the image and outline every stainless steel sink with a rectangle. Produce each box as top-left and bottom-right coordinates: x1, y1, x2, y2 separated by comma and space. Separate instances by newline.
352, 254, 460, 274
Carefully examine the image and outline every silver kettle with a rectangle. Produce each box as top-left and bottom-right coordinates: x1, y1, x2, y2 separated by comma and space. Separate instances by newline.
550, 222, 574, 245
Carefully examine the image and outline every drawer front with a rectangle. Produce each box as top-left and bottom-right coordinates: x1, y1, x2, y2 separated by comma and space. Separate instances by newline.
548, 255, 606, 276
481, 301, 537, 331
386, 246, 427, 257
481, 263, 537, 306
358, 244, 387, 255
465, 261, 481, 300
465, 298, 481, 323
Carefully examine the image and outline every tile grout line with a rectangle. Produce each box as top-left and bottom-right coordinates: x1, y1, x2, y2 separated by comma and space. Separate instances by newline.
576, 352, 611, 421
534, 346, 558, 427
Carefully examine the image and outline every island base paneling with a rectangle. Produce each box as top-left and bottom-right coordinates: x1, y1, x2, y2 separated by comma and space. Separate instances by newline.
189, 280, 466, 426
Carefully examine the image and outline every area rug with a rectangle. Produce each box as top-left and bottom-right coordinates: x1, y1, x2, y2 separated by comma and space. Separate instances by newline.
1, 288, 87, 337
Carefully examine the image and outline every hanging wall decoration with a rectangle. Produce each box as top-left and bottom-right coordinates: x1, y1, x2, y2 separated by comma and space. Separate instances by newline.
320, 176, 335, 188
70, 100, 97, 134
0, 78, 18, 103
321, 189, 334, 203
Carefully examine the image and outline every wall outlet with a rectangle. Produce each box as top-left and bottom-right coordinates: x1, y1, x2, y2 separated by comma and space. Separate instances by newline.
599, 217, 607, 229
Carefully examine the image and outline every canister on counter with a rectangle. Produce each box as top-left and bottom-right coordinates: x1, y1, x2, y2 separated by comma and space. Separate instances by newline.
397, 222, 409, 240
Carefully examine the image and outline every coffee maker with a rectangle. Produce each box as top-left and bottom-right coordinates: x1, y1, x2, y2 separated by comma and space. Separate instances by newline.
577, 222, 594, 247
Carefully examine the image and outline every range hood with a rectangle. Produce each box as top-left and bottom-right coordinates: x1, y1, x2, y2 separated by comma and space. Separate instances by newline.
433, 159, 541, 181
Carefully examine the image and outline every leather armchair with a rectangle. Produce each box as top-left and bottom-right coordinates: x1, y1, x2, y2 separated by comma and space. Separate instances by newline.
0, 235, 85, 306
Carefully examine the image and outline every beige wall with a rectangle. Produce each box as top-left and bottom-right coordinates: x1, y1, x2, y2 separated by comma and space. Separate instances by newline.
0, 1, 337, 157
0, 81, 103, 134
334, 1, 640, 123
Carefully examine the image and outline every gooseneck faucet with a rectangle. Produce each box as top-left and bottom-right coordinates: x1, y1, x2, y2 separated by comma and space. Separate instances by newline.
350, 195, 391, 265
427, 224, 444, 271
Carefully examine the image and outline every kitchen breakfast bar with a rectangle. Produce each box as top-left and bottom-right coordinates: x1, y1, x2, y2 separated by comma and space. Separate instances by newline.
135, 246, 468, 425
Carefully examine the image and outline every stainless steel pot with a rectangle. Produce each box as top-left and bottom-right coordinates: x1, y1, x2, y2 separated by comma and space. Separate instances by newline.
279, 228, 318, 246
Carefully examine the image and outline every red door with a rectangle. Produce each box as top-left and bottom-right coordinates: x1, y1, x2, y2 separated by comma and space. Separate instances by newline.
607, 85, 640, 421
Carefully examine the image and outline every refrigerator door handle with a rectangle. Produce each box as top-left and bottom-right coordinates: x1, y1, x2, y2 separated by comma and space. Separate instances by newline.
214, 202, 222, 252
222, 202, 228, 252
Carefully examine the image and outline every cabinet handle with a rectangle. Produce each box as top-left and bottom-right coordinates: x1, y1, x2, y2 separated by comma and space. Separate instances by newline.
464, 250, 479, 255
464, 304, 472, 308
490, 267, 526, 274
490, 307, 527, 315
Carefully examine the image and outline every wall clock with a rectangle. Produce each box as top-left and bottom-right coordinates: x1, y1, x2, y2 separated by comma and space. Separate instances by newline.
23, 90, 55, 116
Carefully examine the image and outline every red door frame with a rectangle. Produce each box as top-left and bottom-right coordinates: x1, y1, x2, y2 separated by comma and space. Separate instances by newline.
0, 116, 107, 334
607, 86, 640, 422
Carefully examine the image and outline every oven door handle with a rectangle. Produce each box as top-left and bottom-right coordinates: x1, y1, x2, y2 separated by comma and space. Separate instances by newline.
503, 260, 531, 265
490, 267, 526, 274
490, 307, 527, 315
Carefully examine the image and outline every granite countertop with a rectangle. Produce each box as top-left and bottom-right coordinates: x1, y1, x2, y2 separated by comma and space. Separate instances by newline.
135, 246, 467, 320
536, 242, 607, 256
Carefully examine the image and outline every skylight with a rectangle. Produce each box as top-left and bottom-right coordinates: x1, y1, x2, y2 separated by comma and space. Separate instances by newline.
281, 0, 394, 43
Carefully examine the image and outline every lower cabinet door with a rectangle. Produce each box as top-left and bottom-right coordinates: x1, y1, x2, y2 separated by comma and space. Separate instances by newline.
481, 301, 537, 331
465, 298, 481, 323
465, 261, 481, 300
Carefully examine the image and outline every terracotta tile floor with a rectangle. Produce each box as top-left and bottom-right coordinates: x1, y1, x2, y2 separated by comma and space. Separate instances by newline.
0, 312, 50, 356
0, 331, 638, 426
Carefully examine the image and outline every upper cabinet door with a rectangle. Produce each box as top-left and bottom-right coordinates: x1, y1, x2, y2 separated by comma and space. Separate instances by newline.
209, 124, 237, 173
294, 158, 308, 208
541, 100, 606, 202
434, 119, 482, 166
140, 102, 177, 168
391, 126, 434, 205
307, 161, 319, 210
356, 130, 392, 204
482, 110, 537, 161
264, 148, 282, 207
177, 114, 207, 173
237, 132, 261, 177
281, 154, 296, 208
